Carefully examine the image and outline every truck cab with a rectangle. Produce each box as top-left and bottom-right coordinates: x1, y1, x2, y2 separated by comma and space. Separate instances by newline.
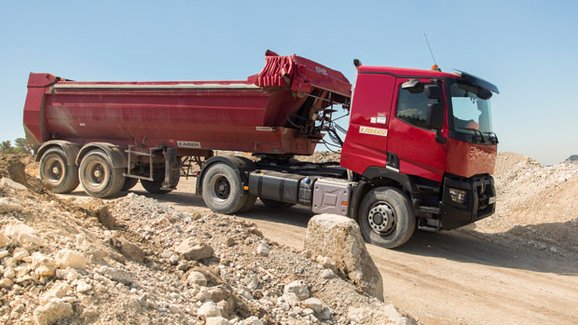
340, 65, 498, 247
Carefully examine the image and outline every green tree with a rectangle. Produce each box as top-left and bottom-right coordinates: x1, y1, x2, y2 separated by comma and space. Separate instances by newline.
14, 137, 32, 154
0, 138, 32, 155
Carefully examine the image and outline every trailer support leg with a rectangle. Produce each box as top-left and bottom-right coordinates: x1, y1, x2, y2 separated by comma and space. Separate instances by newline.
162, 147, 178, 190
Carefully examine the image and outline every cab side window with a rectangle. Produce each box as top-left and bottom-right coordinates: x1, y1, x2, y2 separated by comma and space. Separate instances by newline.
396, 88, 434, 129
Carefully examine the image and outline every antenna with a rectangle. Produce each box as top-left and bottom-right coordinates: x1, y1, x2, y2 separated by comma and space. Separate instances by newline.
423, 33, 441, 71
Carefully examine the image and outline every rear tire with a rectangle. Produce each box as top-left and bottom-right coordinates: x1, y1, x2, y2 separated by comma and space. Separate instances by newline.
78, 150, 124, 198
39, 147, 79, 194
140, 168, 179, 194
121, 177, 139, 191
201, 162, 251, 214
260, 198, 295, 208
358, 186, 416, 249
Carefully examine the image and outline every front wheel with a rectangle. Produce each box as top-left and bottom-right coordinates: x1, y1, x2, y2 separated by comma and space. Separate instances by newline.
358, 186, 416, 249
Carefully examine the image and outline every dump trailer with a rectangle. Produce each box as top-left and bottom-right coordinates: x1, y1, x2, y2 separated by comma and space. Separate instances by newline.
23, 51, 499, 248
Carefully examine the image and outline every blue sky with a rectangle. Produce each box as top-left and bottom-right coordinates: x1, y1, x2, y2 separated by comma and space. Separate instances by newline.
1, 1, 576, 164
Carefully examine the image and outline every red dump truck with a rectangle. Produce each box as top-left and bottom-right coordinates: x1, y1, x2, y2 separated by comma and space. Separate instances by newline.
23, 51, 499, 248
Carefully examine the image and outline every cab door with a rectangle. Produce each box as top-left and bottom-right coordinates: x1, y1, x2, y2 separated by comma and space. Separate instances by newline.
340, 72, 396, 174
386, 78, 448, 182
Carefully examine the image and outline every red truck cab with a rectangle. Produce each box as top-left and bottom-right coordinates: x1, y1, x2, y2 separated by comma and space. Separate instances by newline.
341, 64, 498, 243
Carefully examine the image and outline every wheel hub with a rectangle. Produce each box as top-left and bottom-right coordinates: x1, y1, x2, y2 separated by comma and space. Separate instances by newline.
214, 176, 231, 200
368, 203, 396, 235
51, 166, 61, 175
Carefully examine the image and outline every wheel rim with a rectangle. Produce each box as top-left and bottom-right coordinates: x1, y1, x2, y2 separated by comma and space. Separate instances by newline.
368, 201, 396, 236
42, 156, 65, 186
82, 158, 110, 192
212, 175, 231, 201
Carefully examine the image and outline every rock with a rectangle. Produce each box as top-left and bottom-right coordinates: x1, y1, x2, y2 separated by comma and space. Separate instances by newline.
284, 280, 310, 300
347, 305, 416, 325
320, 269, 335, 279
187, 271, 208, 287
0, 278, 14, 289
206, 316, 231, 325
282, 292, 302, 307
305, 214, 384, 301
0, 249, 8, 259
76, 280, 93, 293
45, 282, 70, 298
3, 222, 44, 247
197, 300, 221, 318
97, 266, 134, 286
0, 233, 9, 248
175, 239, 214, 261
239, 316, 263, 325
12, 247, 30, 261
0, 177, 27, 191
110, 236, 145, 263
56, 249, 87, 269
302, 297, 323, 313
80, 307, 99, 319
0, 197, 22, 214
256, 242, 271, 256
217, 299, 233, 318
316, 256, 336, 270
56, 268, 80, 282
31, 252, 57, 277
196, 286, 229, 303
33, 300, 73, 325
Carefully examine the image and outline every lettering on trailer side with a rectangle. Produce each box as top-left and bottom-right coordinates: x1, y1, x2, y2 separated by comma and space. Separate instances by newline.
177, 141, 201, 149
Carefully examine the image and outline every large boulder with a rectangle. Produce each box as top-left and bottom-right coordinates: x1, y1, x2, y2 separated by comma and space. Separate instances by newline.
304, 214, 383, 301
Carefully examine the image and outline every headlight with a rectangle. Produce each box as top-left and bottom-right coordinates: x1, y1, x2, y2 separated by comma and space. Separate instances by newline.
449, 188, 466, 204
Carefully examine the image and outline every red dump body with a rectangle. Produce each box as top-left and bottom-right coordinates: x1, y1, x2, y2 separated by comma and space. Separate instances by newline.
23, 52, 351, 155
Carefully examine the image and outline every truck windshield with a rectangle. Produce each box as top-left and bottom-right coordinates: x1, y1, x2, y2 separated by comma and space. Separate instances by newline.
449, 80, 493, 135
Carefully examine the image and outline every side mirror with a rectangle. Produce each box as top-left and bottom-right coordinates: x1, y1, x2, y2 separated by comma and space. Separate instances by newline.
427, 103, 444, 130
401, 79, 424, 93
425, 84, 442, 99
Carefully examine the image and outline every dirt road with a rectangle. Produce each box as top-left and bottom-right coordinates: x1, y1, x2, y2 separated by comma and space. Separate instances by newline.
66, 178, 578, 325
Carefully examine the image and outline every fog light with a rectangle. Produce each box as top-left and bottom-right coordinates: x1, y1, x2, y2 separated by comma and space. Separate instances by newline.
449, 188, 466, 204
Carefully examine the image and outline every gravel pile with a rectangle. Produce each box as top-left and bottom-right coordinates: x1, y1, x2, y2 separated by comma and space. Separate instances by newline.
0, 155, 413, 325
473, 152, 578, 252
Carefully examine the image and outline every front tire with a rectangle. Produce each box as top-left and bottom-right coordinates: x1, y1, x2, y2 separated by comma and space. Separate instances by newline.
201, 162, 252, 214
78, 150, 124, 198
39, 147, 79, 194
358, 186, 416, 249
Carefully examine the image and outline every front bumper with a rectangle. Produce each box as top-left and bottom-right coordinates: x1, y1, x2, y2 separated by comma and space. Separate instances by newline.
439, 174, 496, 230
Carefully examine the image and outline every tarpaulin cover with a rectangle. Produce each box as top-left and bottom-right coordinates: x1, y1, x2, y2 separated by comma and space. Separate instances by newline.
254, 50, 351, 101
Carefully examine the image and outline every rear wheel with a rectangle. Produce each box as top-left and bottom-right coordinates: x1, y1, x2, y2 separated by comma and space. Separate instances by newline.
121, 177, 139, 191
201, 162, 252, 214
140, 168, 179, 194
260, 198, 295, 208
78, 150, 124, 198
39, 147, 79, 193
358, 186, 416, 248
